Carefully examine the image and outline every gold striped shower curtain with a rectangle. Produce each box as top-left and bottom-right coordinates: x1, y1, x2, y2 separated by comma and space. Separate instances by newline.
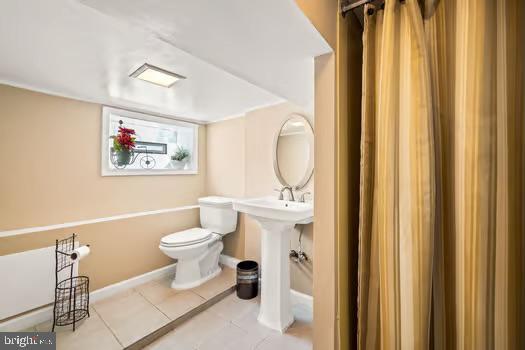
357, 0, 525, 349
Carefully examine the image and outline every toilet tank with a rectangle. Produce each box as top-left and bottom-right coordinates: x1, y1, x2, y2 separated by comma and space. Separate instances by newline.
198, 196, 238, 234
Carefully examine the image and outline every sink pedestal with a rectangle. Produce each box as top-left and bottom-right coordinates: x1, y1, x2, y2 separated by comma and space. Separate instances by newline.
232, 197, 313, 333
255, 217, 295, 332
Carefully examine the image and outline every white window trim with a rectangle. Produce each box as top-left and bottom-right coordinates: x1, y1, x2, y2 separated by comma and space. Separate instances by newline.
101, 106, 199, 176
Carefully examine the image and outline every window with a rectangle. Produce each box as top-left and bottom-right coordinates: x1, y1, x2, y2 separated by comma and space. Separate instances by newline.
101, 107, 198, 176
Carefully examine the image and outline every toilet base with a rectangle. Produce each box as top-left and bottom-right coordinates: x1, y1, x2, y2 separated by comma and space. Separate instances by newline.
170, 266, 221, 289
165, 238, 224, 290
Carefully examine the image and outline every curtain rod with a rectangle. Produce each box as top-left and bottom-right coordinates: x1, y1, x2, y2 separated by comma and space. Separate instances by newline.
341, 0, 404, 17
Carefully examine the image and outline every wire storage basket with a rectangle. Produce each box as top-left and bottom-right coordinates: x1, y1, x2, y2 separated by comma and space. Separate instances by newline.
52, 234, 90, 331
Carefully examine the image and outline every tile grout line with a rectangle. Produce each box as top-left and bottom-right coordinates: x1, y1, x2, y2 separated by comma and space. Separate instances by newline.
91, 306, 125, 349
224, 318, 273, 350
191, 289, 209, 300
217, 297, 275, 349
87, 269, 237, 350
125, 287, 236, 350
134, 284, 174, 322
188, 290, 208, 305
135, 280, 209, 322
254, 336, 267, 350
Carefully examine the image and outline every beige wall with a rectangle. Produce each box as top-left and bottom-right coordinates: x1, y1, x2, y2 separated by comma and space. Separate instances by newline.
294, 1, 341, 348
0, 85, 206, 309
0, 209, 200, 291
1, 2, 362, 343
206, 117, 246, 198
296, 1, 363, 349
206, 102, 314, 296
313, 53, 338, 350
205, 116, 246, 258
0, 85, 206, 231
245, 102, 314, 296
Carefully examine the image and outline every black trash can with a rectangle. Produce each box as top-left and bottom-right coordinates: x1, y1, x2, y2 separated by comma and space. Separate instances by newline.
236, 260, 259, 300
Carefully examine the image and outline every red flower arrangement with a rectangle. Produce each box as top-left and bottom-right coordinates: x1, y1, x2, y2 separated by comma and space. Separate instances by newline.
112, 126, 136, 152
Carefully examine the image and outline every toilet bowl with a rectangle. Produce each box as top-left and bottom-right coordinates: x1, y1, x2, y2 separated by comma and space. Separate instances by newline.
159, 197, 237, 289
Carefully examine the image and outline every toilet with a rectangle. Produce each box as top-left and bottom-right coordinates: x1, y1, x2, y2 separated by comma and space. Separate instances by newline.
159, 196, 238, 289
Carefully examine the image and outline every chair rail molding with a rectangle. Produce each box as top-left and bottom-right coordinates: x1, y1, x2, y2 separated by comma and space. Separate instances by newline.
0, 205, 199, 238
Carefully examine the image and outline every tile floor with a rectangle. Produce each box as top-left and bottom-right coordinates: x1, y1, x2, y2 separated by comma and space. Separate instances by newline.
145, 293, 313, 350
34, 266, 237, 349
32, 266, 312, 350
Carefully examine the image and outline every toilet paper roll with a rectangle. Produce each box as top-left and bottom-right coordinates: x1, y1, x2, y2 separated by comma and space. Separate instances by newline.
70, 245, 90, 261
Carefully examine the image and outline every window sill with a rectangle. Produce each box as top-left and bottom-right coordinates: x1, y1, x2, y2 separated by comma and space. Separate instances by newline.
101, 169, 198, 176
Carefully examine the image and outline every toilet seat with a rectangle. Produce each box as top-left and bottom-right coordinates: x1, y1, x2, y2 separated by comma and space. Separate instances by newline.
160, 228, 212, 248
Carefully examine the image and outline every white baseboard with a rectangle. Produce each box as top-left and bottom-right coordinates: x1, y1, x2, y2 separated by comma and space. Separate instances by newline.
90, 263, 176, 303
219, 254, 313, 309
219, 254, 241, 269
2, 256, 313, 332
290, 289, 313, 309
0, 263, 177, 332
0, 306, 53, 332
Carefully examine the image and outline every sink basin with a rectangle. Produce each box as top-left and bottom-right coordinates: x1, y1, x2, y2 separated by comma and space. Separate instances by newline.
232, 196, 313, 224
232, 196, 314, 332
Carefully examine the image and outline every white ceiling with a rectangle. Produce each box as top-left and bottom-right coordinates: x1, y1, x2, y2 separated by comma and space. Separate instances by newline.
0, 0, 331, 122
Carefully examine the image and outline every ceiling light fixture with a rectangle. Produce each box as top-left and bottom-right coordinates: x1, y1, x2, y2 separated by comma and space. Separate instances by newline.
130, 63, 186, 88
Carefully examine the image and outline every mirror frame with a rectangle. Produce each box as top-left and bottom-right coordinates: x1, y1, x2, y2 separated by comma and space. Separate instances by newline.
272, 113, 314, 190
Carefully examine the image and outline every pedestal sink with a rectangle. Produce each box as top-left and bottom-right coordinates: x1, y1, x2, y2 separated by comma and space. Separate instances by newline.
232, 197, 313, 332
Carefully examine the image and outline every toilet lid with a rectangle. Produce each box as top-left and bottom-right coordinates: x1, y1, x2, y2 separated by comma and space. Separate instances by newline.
198, 196, 233, 208
160, 228, 212, 247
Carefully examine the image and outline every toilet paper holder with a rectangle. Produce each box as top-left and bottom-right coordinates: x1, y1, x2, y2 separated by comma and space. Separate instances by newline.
52, 233, 90, 332
70, 244, 91, 261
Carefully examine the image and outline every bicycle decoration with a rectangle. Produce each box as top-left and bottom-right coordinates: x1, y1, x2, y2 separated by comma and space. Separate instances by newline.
109, 120, 167, 170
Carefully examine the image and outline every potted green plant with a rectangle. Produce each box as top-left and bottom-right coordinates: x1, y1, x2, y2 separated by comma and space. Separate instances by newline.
111, 127, 136, 166
170, 145, 190, 170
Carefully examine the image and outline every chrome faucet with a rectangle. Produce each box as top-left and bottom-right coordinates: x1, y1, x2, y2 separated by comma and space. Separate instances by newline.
282, 186, 295, 201
273, 188, 284, 200
298, 191, 311, 203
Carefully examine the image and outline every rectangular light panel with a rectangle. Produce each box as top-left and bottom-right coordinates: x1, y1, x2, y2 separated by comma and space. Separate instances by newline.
130, 63, 186, 88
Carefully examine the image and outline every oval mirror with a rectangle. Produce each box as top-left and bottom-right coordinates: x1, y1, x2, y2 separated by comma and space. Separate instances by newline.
273, 114, 314, 190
